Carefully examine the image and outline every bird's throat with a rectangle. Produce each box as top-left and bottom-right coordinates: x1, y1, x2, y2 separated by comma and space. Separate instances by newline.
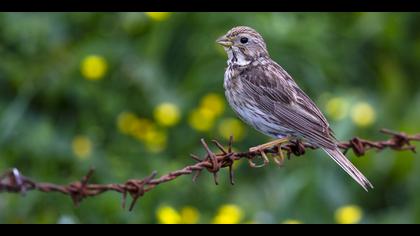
228, 48, 252, 67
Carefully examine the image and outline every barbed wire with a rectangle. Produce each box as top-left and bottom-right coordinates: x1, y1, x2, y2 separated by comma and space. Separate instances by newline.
0, 129, 419, 211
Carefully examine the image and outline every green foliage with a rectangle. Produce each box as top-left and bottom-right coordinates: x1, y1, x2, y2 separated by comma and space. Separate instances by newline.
0, 12, 419, 224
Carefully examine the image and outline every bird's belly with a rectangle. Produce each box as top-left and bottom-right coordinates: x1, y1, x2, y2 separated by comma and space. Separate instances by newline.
225, 90, 290, 139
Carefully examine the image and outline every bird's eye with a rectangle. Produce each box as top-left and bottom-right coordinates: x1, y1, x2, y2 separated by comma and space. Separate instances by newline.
240, 37, 248, 44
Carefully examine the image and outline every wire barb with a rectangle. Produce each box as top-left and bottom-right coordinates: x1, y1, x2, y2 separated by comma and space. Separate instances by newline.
0, 129, 418, 210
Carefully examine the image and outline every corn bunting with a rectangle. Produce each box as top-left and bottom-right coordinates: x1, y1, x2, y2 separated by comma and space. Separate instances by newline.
217, 26, 373, 191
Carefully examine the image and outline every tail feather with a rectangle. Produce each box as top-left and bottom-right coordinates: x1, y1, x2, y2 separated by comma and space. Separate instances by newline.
323, 148, 374, 191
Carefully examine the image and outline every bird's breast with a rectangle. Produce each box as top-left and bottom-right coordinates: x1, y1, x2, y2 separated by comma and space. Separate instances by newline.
223, 66, 236, 90
223, 65, 294, 139
224, 67, 246, 115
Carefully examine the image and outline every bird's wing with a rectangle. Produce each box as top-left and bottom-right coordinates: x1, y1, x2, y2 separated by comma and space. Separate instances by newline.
240, 61, 336, 149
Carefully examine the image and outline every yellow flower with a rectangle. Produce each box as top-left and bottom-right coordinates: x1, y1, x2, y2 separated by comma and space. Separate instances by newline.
130, 118, 155, 141
116, 111, 167, 152
282, 219, 303, 224
218, 118, 246, 141
335, 205, 363, 224
212, 204, 244, 224
325, 97, 349, 121
154, 102, 181, 127
145, 12, 171, 21
156, 205, 181, 224
117, 112, 138, 134
200, 93, 225, 117
144, 128, 168, 153
180, 206, 200, 224
72, 136, 92, 160
188, 107, 216, 132
351, 102, 376, 127
81, 55, 108, 81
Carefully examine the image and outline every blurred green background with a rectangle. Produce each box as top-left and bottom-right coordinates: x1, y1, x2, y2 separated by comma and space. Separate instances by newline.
0, 12, 420, 224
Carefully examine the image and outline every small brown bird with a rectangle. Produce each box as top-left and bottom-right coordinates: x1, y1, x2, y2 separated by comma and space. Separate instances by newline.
217, 26, 373, 191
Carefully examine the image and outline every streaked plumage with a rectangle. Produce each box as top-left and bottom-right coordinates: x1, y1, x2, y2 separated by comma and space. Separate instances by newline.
217, 26, 373, 191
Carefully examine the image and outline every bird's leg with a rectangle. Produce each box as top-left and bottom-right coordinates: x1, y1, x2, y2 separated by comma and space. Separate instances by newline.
248, 137, 289, 168
249, 138, 289, 152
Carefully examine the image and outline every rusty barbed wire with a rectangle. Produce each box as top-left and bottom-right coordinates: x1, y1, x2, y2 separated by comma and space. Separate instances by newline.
0, 129, 419, 211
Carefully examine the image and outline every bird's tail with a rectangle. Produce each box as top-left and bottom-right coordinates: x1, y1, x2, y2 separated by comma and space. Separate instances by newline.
323, 148, 374, 191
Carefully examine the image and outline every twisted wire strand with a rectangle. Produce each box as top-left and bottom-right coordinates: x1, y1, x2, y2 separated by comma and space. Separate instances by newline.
1, 129, 418, 211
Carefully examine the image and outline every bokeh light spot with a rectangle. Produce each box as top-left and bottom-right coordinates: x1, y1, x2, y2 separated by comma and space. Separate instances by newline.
325, 97, 349, 121
335, 205, 363, 224
351, 102, 376, 127
282, 219, 303, 224
200, 93, 225, 117
72, 135, 93, 160
144, 128, 168, 153
117, 112, 138, 135
156, 205, 181, 224
180, 206, 200, 224
218, 118, 246, 141
188, 107, 216, 132
212, 204, 244, 224
81, 55, 107, 81
145, 12, 171, 22
154, 102, 181, 127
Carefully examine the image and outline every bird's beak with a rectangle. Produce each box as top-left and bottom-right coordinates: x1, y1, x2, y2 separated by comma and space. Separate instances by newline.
216, 35, 233, 47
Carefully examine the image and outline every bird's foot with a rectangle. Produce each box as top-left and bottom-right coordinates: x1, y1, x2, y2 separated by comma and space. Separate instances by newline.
249, 138, 289, 168
248, 149, 269, 168
248, 138, 289, 168
273, 143, 285, 167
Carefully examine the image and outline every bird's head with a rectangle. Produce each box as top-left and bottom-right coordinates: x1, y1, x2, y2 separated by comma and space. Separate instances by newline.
216, 26, 269, 65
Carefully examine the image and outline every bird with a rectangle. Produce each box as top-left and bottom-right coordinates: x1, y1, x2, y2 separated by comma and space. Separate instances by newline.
216, 26, 373, 191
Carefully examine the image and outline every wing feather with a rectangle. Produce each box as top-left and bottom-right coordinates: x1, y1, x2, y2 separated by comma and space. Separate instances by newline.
240, 61, 336, 149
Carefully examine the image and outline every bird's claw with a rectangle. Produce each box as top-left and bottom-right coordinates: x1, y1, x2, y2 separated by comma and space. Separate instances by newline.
248, 148, 269, 168
273, 144, 285, 167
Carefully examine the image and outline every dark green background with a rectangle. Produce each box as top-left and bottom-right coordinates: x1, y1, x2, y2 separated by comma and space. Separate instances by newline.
0, 12, 419, 224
